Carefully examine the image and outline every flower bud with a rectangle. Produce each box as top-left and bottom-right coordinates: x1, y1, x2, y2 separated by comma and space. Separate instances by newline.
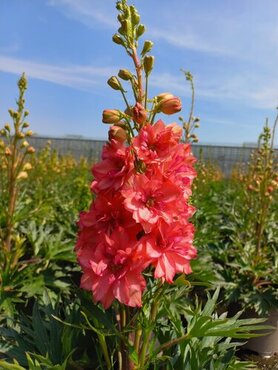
107, 76, 122, 91
118, 69, 133, 81
18, 73, 28, 91
130, 6, 140, 25
143, 55, 154, 76
158, 95, 182, 115
5, 147, 12, 156
26, 130, 33, 136
0, 140, 4, 148
109, 125, 127, 143
0, 129, 7, 137
17, 171, 28, 180
267, 185, 274, 193
22, 122, 29, 128
141, 40, 153, 56
136, 24, 145, 39
24, 110, 29, 117
16, 132, 25, 139
23, 162, 32, 171
112, 33, 124, 46
132, 102, 147, 125
21, 140, 29, 148
102, 109, 122, 124
4, 124, 10, 132
157, 92, 174, 102
118, 20, 130, 35
27, 146, 35, 154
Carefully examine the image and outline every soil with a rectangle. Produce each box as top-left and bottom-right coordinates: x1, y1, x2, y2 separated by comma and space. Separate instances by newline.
238, 349, 278, 369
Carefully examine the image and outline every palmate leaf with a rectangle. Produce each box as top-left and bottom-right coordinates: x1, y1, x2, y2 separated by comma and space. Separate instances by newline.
149, 287, 267, 369
0, 359, 25, 370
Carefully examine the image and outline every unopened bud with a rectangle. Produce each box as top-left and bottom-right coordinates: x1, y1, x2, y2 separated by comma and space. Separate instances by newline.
0, 129, 7, 136
141, 40, 154, 56
26, 130, 33, 137
130, 6, 140, 25
158, 95, 182, 115
5, 147, 12, 156
17, 171, 28, 180
136, 24, 145, 39
157, 92, 174, 102
112, 33, 124, 46
143, 55, 154, 76
21, 140, 29, 148
24, 110, 29, 117
23, 162, 32, 171
0, 140, 4, 148
102, 109, 122, 124
107, 76, 122, 91
27, 146, 35, 154
16, 132, 25, 139
4, 124, 10, 132
267, 186, 274, 193
109, 125, 127, 143
118, 69, 133, 81
132, 102, 147, 125
118, 20, 130, 35
22, 122, 29, 128
18, 73, 28, 90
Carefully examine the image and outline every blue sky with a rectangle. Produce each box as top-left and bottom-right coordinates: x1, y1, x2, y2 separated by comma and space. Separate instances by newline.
1, 0, 278, 145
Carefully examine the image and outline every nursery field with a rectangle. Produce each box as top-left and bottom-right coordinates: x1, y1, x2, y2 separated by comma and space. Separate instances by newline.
0, 121, 277, 369
1, 1, 278, 368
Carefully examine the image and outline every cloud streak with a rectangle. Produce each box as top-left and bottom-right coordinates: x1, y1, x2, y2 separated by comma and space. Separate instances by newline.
0, 56, 115, 90
151, 72, 278, 110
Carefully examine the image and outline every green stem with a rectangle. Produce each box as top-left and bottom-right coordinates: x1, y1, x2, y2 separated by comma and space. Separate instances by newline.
92, 318, 112, 370
144, 73, 149, 109
138, 283, 162, 367
148, 332, 190, 361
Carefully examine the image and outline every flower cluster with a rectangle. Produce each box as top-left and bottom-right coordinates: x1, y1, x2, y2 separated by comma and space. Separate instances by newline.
75, 119, 197, 309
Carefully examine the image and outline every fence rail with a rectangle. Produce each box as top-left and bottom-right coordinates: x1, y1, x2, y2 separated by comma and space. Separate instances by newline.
27, 136, 277, 176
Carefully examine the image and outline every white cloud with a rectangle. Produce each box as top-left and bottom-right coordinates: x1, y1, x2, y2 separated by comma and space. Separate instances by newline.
149, 28, 231, 56
150, 72, 278, 110
0, 56, 116, 90
47, 0, 116, 28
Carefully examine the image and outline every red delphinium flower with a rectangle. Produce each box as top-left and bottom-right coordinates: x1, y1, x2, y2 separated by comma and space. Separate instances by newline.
87, 192, 140, 237
79, 227, 146, 308
91, 139, 134, 193
121, 170, 183, 233
161, 143, 197, 201
76, 116, 197, 309
132, 120, 182, 164
140, 221, 196, 283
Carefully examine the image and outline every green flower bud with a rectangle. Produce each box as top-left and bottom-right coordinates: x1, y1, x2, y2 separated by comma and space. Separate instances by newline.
136, 24, 145, 39
18, 73, 27, 91
130, 6, 140, 25
107, 76, 122, 91
4, 123, 10, 132
141, 40, 153, 56
118, 69, 133, 81
118, 19, 130, 36
143, 55, 154, 76
112, 34, 124, 45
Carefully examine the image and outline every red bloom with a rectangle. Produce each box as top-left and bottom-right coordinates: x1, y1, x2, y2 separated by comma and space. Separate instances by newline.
91, 139, 134, 194
132, 120, 182, 164
79, 227, 146, 308
122, 171, 182, 233
141, 222, 196, 283
161, 143, 197, 201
